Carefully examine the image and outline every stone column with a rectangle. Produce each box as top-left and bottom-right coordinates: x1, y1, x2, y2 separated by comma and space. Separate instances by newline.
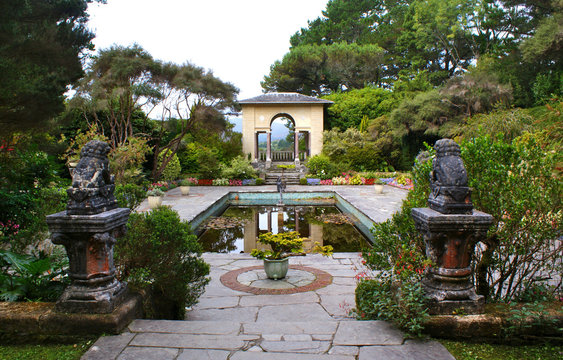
254, 132, 259, 162
294, 131, 300, 165
266, 131, 272, 168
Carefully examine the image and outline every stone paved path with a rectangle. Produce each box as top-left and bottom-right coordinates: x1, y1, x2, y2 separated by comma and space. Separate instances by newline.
82, 253, 455, 360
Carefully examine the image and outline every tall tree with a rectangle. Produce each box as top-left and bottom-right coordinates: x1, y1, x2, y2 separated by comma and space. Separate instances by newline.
152, 62, 238, 179
72, 45, 162, 149
0, 0, 104, 134
72, 45, 239, 180
262, 43, 385, 95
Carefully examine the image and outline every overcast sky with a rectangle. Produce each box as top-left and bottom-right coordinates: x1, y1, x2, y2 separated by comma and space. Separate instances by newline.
87, 0, 328, 101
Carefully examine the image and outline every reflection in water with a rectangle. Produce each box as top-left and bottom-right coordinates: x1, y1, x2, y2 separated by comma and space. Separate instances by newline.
198, 205, 369, 253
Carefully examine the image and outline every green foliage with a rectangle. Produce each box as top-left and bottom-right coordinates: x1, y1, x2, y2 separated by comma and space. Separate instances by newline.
306, 154, 339, 180
251, 231, 332, 260
357, 146, 433, 336
322, 87, 394, 129
196, 148, 221, 179
262, 42, 385, 95
460, 108, 536, 142
146, 189, 164, 197
0, 250, 69, 302
0, 144, 68, 250
442, 339, 563, 360
531, 72, 561, 105
322, 128, 393, 171
504, 301, 558, 339
462, 133, 562, 301
220, 156, 257, 179
0, 0, 101, 134
157, 150, 181, 181
255, 178, 265, 186
299, 177, 308, 185
115, 184, 146, 210
0, 339, 94, 360
115, 207, 210, 319
251, 232, 305, 260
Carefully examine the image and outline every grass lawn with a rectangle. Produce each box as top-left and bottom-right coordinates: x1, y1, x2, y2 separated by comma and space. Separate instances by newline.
441, 340, 563, 360
0, 339, 93, 360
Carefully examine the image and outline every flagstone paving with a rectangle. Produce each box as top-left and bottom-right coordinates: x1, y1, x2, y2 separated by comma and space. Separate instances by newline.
82, 253, 455, 360
82, 185, 454, 359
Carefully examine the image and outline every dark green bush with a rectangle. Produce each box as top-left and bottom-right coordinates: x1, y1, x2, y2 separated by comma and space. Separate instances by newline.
115, 207, 209, 319
114, 184, 146, 210
306, 154, 338, 179
255, 178, 265, 186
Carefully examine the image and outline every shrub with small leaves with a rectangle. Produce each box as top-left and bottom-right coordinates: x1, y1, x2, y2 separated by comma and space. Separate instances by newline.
115, 207, 209, 319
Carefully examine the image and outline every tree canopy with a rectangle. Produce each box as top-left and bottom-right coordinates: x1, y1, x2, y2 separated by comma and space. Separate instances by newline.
0, 0, 104, 134
72, 44, 239, 180
264, 0, 562, 98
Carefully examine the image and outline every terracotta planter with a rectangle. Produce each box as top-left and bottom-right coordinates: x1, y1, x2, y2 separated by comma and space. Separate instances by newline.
180, 186, 190, 196
263, 257, 289, 280
373, 184, 384, 194
148, 196, 162, 208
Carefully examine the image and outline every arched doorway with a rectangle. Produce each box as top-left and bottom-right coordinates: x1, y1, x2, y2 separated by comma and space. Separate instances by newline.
239, 92, 333, 168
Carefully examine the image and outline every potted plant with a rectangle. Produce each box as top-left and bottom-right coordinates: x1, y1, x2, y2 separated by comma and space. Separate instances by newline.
373, 179, 385, 194
179, 179, 191, 195
147, 188, 165, 208
251, 231, 333, 280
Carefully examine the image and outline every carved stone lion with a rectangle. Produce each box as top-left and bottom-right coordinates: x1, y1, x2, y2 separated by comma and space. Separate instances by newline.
429, 139, 473, 214
67, 140, 117, 215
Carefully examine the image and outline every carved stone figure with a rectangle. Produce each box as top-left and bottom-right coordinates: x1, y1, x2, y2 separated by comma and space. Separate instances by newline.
429, 138, 473, 214
412, 138, 493, 315
66, 140, 117, 215
47, 140, 129, 314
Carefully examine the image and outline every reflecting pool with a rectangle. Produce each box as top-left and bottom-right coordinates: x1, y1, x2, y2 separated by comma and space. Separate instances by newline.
198, 205, 369, 253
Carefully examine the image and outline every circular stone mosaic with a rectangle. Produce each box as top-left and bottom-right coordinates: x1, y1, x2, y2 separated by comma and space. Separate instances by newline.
220, 265, 333, 295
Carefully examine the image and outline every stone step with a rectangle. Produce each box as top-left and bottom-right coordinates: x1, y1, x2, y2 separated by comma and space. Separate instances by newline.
82, 319, 455, 360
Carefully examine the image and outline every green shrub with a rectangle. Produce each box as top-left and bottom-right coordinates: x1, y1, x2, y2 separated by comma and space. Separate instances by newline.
462, 133, 562, 301
197, 148, 221, 179
0, 249, 69, 302
157, 150, 182, 181
299, 177, 307, 185
306, 154, 338, 179
115, 184, 146, 210
358, 146, 433, 336
255, 178, 265, 185
220, 156, 257, 179
115, 207, 209, 319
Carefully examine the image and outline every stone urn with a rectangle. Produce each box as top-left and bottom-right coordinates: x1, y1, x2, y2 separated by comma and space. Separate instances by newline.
148, 196, 163, 208
180, 186, 190, 196
373, 184, 384, 194
263, 257, 289, 280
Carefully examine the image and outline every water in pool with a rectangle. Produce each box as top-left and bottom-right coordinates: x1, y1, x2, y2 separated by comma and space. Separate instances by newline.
198, 205, 369, 253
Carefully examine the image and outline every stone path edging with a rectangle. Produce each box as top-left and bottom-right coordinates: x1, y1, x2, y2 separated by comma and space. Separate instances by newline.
220, 265, 333, 295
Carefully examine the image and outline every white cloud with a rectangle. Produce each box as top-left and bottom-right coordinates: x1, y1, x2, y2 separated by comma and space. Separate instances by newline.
87, 0, 328, 100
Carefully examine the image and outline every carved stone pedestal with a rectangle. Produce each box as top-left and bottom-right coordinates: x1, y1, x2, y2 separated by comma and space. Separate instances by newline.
412, 139, 494, 315
413, 200, 493, 314
47, 208, 130, 314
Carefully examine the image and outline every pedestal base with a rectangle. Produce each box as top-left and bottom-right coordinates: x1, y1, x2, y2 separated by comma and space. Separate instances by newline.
56, 279, 128, 314
425, 297, 485, 315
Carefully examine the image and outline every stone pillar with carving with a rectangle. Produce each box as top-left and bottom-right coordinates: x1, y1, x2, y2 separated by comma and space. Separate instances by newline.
47, 140, 129, 314
412, 139, 493, 315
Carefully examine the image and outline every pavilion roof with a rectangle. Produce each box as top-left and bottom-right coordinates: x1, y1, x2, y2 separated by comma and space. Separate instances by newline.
239, 92, 333, 105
